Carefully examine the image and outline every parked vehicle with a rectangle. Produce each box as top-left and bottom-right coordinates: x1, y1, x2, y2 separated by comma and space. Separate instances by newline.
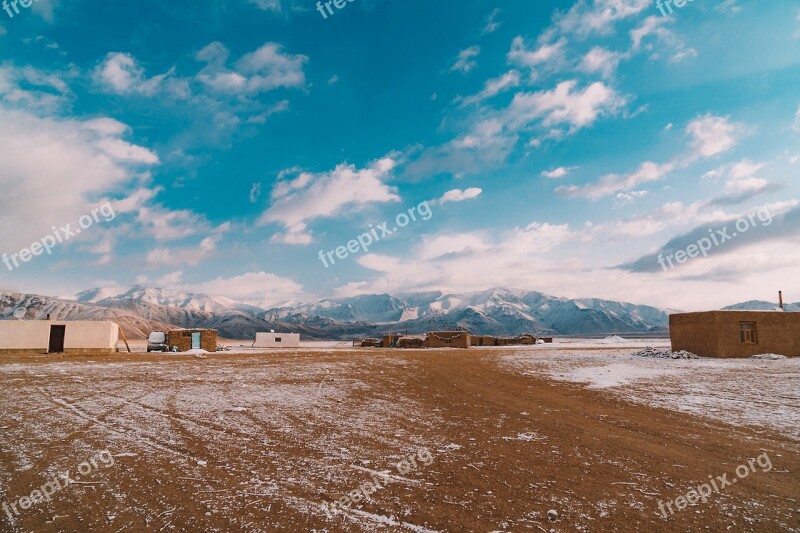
147, 330, 169, 352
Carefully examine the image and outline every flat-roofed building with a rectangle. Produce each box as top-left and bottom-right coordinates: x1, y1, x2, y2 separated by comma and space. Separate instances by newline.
0, 320, 119, 355
254, 332, 300, 348
669, 310, 800, 358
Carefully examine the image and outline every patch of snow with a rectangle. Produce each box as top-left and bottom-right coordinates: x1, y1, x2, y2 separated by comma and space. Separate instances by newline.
599, 335, 627, 344
556, 363, 683, 389
751, 353, 787, 360
502, 347, 800, 441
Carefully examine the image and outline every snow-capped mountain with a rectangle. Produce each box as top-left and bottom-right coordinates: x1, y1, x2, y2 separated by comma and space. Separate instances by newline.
265, 288, 673, 336
9, 285, 790, 341
1, 290, 370, 340
722, 300, 800, 312
76, 285, 265, 314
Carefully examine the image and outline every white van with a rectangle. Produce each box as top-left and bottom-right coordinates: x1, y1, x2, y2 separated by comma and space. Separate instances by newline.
147, 330, 168, 352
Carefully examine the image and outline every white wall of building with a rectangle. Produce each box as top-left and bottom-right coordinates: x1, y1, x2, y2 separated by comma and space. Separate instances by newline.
0, 321, 119, 352
254, 332, 300, 348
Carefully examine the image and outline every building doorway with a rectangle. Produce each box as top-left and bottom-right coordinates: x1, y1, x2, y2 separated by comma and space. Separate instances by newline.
191, 332, 201, 350
48, 325, 66, 353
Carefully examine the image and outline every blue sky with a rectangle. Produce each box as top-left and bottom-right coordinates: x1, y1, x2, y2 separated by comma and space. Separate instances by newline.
0, 0, 798, 310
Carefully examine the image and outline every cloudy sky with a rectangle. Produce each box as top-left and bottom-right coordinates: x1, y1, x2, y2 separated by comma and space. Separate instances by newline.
0, 0, 798, 311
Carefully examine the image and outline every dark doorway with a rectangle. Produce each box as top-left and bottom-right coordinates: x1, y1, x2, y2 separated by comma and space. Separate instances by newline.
48, 325, 66, 353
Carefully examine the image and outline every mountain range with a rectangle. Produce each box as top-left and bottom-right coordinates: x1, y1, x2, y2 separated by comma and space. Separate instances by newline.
0, 286, 794, 340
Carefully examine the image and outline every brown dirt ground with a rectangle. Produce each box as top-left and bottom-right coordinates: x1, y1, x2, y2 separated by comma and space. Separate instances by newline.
0, 349, 797, 532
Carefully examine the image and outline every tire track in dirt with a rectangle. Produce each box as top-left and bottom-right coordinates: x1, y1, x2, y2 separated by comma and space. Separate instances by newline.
36, 387, 204, 464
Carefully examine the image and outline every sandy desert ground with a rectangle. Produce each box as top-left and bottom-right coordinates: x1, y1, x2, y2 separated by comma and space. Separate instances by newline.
0, 342, 798, 532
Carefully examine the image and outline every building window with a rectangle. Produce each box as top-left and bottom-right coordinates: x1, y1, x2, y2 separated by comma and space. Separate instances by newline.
276, 337, 282, 342
739, 322, 757, 344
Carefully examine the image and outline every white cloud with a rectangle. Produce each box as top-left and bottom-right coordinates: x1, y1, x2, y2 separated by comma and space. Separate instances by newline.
438, 188, 483, 204
505, 80, 627, 133
728, 159, 766, 180
630, 15, 670, 50
249, 183, 262, 203
0, 64, 73, 113
557, 161, 675, 200
450, 46, 481, 74
507, 37, 566, 69
482, 8, 501, 35
185, 271, 304, 308
459, 70, 520, 107
405, 117, 517, 179
721, 159, 769, 196
541, 166, 577, 179
629, 16, 696, 63
556, 0, 651, 37
579, 47, 625, 79
249, 0, 281, 12
95, 138, 159, 164
614, 190, 648, 207
258, 157, 401, 232
30, 0, 59, 23
93, 53, 188, 97
270, 223, 313, 245
196, 42, 307, 94
0, 105, 161, 255
715, 0, 742, 14
686, 114, 743, 159
793, 104, 800, 132
146, 224, 228, 266
407, 81, 624, 179
246, 99, 289, 124
333, 222, 578, 296
555, 115, 745, 199
136, 207, 209, 241
630, 15, 697, 63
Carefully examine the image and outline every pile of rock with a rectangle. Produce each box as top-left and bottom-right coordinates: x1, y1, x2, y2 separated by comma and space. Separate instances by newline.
751, 353, 787, 360
633, 346, 699, 359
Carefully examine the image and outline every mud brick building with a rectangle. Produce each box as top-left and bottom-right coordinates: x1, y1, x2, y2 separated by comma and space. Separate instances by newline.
424, 331, 471, 349
470, 335, 496, 346
670, 311, 800, 358
167, 329, 217, 352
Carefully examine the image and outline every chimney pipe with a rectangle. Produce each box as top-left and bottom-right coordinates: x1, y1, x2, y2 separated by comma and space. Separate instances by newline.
779, 291, 784, 311
46, 313, 51, 320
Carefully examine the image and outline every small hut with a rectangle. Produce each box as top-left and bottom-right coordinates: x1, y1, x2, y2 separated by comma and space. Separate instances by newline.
670, 310, 800, 358
0, 320, 119, 354
470, 335, 497, 346
167, 329, 217, 352
359, 338, 382, 347
254, 332, 300, 348
382, 334, 402, 348
424, 331, 471, 349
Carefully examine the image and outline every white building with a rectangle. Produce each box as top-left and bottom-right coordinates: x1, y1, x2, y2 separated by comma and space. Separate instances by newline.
0, 320, 120, 354
254, 332, 300, 348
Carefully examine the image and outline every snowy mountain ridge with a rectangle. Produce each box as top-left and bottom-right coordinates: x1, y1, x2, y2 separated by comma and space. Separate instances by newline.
3, 286, 794, 339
